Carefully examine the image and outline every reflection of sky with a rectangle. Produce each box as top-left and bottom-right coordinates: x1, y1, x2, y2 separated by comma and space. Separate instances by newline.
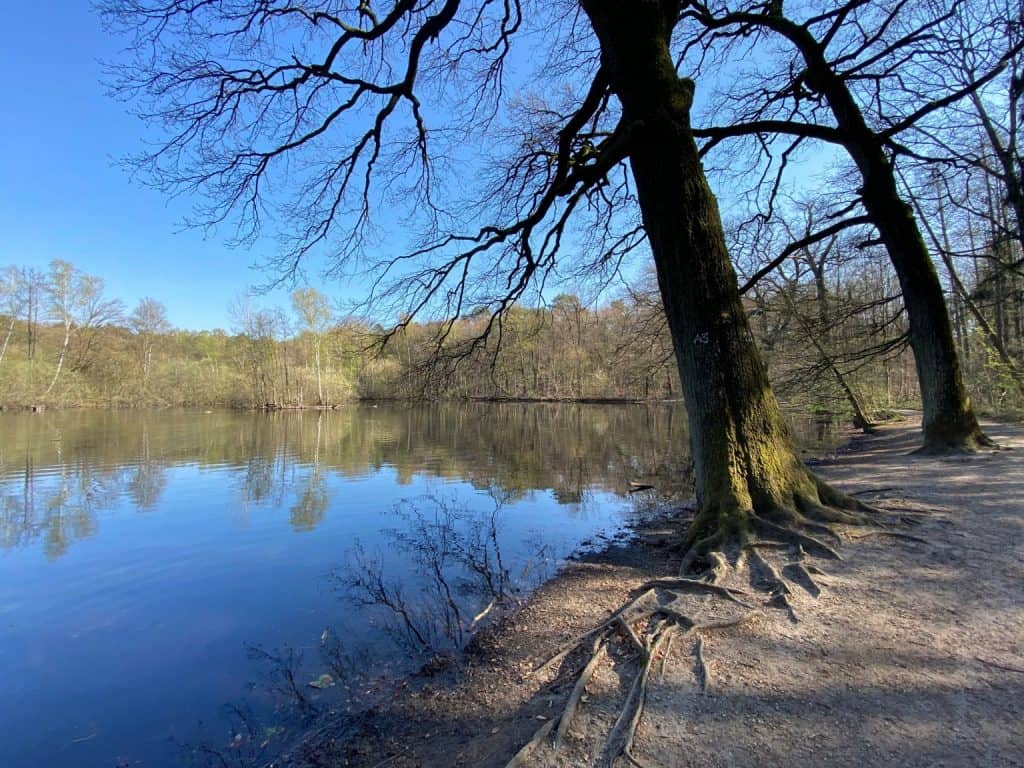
0, 414, 642, 768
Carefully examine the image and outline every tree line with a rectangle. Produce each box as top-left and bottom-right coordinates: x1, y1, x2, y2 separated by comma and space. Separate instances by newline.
2, 218, 1022, 417
2, 404, 689, 559
0, 259, 662, 407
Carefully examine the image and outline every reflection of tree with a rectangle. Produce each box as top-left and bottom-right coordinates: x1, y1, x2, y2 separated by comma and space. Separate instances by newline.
0, 403, 826, 556
0, 458, 126, 560
39, 466, 106, 560
0, 403, 698, 556
289, 479, 328, 532
1, 458, 36, 550
127, 461, 167, 511
340, 494, 534, 655
289, 414, 327, 531
0, 416, 170, 559
127, 427, 168, 511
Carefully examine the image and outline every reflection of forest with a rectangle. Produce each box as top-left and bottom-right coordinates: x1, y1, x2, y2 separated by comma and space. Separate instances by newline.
0, 404, 693, 558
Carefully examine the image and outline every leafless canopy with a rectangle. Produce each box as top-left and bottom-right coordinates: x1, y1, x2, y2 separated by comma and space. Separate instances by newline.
102, 0, 645, 358
675, 0, 1023, 289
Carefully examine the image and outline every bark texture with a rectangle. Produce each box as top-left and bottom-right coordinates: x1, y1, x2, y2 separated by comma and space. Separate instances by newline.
581, 0, 860, 553
790, 24, 991, 453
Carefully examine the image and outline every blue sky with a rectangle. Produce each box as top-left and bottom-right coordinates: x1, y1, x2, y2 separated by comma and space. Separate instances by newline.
0, 2, 309, 330
0, 2, 835, 333
0, 2, 612, 332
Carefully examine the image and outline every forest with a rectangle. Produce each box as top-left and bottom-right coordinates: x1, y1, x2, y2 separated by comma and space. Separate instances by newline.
3, 2, 1024, 767
3, 191, 1022, 421
1, 1, 1019, 441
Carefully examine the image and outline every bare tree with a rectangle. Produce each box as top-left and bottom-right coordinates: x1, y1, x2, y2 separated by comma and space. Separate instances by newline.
292, 287, 334, 406
682, 0, 1021, 451
104, 3, 893, 754
20, 267, 45, 362
0, 266, 26, 366
900, 0, 1024, 256
43, 260, 123, 397
130, 297, 172, 390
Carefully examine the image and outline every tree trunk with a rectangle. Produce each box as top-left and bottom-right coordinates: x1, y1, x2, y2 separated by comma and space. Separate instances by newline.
0, 315, 15, 365
919, 187, 1024, 398
581, 0, 857, 553
791, 32, 990, 452
315, 336, 324, 406
780, 288, 876, 433
44, 324, 71, 397
26, 287, 37, 361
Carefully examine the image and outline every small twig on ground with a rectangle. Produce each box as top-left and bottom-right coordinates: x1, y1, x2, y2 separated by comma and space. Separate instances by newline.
694, 636, 710, 694
849, 530, 930, 545
975, 656, 1024, 674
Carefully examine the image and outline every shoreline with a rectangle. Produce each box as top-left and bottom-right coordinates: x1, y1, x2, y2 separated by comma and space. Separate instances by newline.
0, 397, 684, 413
279, 420, 1024, 767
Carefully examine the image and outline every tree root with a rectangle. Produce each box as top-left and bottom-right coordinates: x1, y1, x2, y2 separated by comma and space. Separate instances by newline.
554, 633, 607, 750
783, 561, 823, 598
750, 514, 842, 560
506, 478, 926, 767
604, 628, 660, 766
508, 598, 760, 768
703, 550, 730, 584
694, 636, 710, 693
745, 545, 798, 623
640, 577, 753, 607
504, 716, 556, 768
530, 589, 655, 677
975, 656, 1024, 674
851, 486, 903, 496
848, 529, 930, 545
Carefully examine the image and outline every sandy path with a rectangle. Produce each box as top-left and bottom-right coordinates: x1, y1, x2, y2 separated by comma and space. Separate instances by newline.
290, 422, 1024, 767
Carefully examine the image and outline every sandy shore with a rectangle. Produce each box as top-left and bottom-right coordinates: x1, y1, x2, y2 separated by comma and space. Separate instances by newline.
283, 421, 1024, 767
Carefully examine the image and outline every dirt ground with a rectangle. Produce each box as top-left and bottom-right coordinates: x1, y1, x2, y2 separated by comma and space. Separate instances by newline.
285, 421, 1024, 767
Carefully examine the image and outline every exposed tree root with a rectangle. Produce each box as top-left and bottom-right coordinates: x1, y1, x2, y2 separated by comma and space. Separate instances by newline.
504, 716, 556, 768
640, 577, 753, 607
529, 589, 655, 677
693, 636, 710, 693
703, 551, 730, 584
783, 561, 823, 598
554, 633, 607, 749
851, 486, 903, 497
749, 514, 842, 561
913, 428, 1001, 455
744, 544, 799, 622
506, 599, 760, 768
975, 656, 1024, 674
505, 473, 925, 767
848, 529, 931, 546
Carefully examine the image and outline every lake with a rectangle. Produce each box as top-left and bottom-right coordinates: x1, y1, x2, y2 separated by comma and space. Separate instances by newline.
0, 404, 838, 767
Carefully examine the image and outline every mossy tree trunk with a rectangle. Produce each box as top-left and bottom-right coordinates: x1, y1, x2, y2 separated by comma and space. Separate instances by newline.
781, 22, 990, 453
581, 0, 857, 554
844, 138, 987, 452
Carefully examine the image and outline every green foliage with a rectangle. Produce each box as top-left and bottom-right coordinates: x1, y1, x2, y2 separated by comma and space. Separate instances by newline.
4, 240, 1021, 419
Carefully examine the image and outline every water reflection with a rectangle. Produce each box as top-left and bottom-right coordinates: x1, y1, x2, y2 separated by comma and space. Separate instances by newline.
342, 492, 530, 653
0, 404, 694, 559
186, 491, 562, 768
0, 404, 843, 768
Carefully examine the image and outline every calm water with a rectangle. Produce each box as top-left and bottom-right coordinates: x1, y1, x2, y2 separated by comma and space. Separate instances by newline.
0, 404, 698, 768
0, 404, 841, 768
